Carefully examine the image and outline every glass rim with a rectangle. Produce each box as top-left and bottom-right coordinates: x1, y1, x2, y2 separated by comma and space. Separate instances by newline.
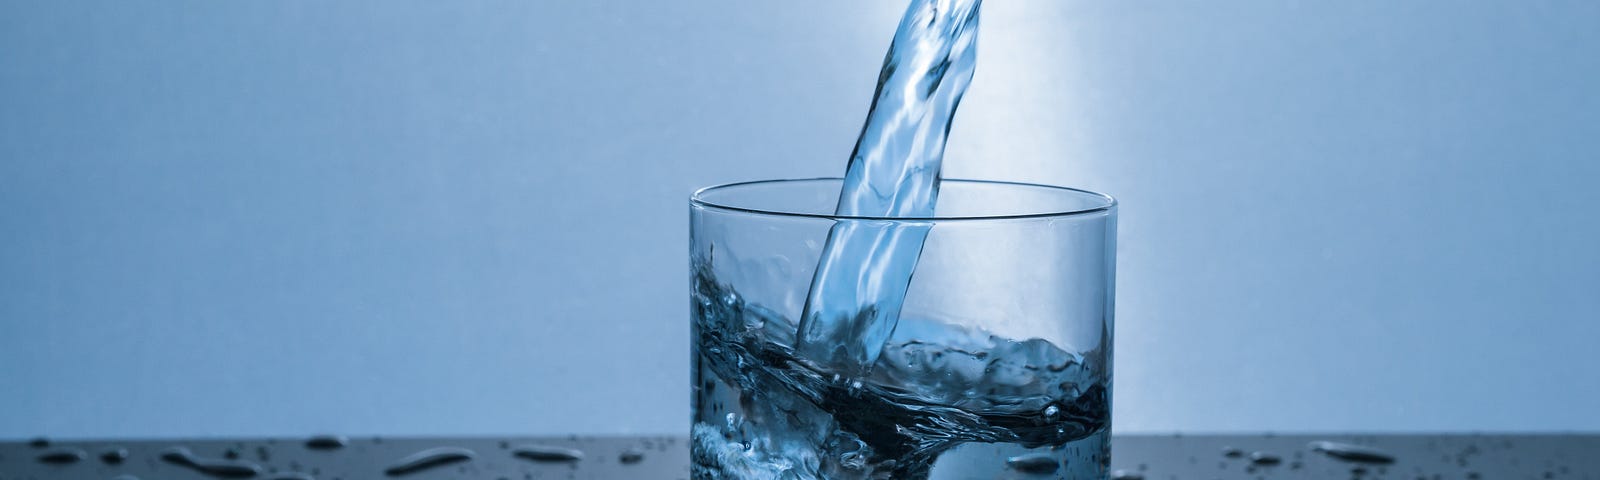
690, 177, 1116, 222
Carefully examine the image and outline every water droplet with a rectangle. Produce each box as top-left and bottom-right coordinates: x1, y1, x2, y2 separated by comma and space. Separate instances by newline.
619, 448, 645, 464
511, 445, 584, 462
161, 447, 264, 478
1110, 469, 1145, 480
383, 447, 476, 476
1222, 446, 1243, 458
306, 435, 348, 450
1006, 453, 1060, 474
101, 447, 130, 464
1308, 441, 1397, 464
1250, 451, 1282, 465
37, 448, 86, 464
1043, 405, 1060, 418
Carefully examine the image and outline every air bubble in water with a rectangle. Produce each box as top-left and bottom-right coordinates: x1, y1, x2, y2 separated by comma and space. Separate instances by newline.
1006, 453, 1060, 474
1110, 469, 1145, 480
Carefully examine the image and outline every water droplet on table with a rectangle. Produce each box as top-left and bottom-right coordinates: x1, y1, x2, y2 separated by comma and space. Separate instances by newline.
1005, 453, 1059, 474
619, 448, 645, 464
37, 448, 86, 464
512, 444, 584, 462
306, 435, 348, 450
1309, 441, 1397, 464
1250, 451, 1282, 465
384, 447, 476, 476
161, 446, 264, 478
101, 447, 129, 464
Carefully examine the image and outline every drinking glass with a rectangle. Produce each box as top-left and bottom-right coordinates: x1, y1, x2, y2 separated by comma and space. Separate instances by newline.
691, 178, 1116, 479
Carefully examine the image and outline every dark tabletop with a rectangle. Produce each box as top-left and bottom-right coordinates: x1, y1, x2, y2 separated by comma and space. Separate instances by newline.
2, 434, 1595, 479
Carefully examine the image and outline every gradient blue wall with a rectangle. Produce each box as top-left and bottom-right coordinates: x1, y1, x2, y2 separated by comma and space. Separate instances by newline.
2, 1, 1596, 438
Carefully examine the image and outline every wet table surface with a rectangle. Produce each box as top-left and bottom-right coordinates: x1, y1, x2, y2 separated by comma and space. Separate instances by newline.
1, 434, 1595, 479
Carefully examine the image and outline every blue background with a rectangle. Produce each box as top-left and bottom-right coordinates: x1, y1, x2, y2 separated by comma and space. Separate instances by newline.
2, 1, 1597, 439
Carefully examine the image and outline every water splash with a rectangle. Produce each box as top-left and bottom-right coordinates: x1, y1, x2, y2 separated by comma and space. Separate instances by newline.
796, 0, 984, 375
693, 267, 1106, 479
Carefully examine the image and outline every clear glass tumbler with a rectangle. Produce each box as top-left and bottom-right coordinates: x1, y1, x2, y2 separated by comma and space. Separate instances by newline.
691, 178, 1116, 480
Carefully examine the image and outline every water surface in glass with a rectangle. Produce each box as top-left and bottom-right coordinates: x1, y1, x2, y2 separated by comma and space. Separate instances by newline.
692, 178, 1116, 479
